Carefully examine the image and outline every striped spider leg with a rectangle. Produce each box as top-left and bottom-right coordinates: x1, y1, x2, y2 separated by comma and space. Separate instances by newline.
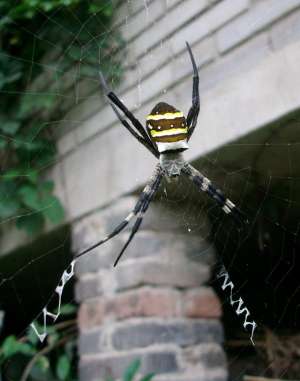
185, 41, 200, 141
75, 164, 164, 266
98, 72, 159, 158
183, 163, 248, 227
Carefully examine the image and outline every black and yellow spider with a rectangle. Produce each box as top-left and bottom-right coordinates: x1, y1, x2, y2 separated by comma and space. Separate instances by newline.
76, 42, 247, 267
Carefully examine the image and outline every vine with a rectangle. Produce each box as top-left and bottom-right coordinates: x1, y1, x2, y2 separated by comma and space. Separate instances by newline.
0, 0, 123, 235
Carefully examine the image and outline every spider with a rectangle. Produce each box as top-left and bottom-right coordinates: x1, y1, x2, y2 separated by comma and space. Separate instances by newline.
76, 42, 248, 267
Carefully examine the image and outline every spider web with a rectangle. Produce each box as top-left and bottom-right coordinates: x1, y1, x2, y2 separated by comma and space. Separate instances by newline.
0, 1, 300, 380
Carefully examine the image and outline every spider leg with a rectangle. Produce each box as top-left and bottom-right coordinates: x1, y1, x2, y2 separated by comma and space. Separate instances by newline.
98, 71, 158, 156
75, 164, 163, 262
183, 163, 248, 226
99, 72, 158, 158
75, 165, 163, 261
113, 165, 164, 267
185, 42, 200, 141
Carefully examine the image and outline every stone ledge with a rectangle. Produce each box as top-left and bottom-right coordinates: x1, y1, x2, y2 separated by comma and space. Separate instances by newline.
270, 7, 300, 50
217, 0, 300, 53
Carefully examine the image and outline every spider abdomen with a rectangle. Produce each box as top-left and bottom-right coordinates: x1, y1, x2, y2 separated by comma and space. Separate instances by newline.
146, 102, 189, 153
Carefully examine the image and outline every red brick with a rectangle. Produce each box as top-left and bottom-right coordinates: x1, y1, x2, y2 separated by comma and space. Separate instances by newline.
183, 288, 222, 319
112, 287, 181, 320
78, 287, 181, 330
78, 301, 105, 330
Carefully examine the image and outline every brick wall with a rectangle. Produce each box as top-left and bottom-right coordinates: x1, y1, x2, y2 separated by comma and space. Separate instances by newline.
73, 197, 227, 380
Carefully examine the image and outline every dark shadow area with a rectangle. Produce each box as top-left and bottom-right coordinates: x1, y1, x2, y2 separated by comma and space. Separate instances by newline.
201, 112, 300, 380
0, 224, 72, 339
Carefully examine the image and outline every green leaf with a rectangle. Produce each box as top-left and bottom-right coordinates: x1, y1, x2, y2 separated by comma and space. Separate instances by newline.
1, 336, 35, 359
16, 213, 44, 235
0, 197, 20, 218
42, 195, 64, 224
3, 169, 23, 180
139, 373, 155, 381
13, 139, 45, 151
0, 15, 11, 29
0, 177, 21, 218
123, 359, 141, 381
27, 169, 39, 184
27, 325, 40, 345
40, 180, 54, 194
67, 45, 82, 60
57, 303, 76, 316
18, 94, 56, 118
56, 355, 71, 381
2, 169, 38, 183
18, 185, 41, 210
102, 3, 114, 18
0, 138, 7, 149
0, 120, 21, 134
35, 355, 50, 372
30, 356, 52, 381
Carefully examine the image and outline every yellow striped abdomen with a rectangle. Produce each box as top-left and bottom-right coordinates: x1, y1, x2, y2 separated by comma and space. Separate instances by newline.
146, 102, 189, 153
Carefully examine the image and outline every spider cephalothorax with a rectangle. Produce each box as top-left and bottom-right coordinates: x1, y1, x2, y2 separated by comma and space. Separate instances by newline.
146, 102, 188, 153
79, 42, 249, 267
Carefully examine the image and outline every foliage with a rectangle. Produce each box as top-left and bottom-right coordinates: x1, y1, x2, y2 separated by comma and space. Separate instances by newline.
0, 303, 77, 381
0, 303, 155, 381
0, 0, 122, 235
